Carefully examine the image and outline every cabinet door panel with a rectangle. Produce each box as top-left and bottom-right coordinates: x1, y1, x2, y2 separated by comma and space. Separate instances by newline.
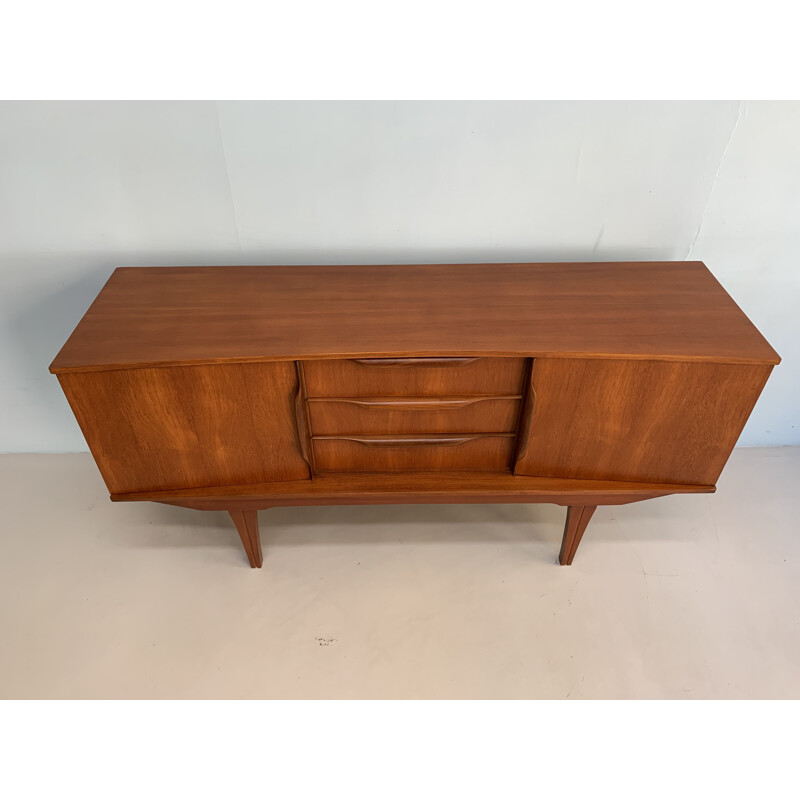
515, 358, 772, 485
59, 362, 310, 493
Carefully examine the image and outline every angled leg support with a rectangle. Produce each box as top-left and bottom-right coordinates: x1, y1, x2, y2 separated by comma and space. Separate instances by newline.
229, 509, 263, 568
559, 505, 597, 565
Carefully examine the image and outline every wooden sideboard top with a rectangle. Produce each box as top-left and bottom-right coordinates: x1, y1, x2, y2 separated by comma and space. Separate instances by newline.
49, 261, 780, 374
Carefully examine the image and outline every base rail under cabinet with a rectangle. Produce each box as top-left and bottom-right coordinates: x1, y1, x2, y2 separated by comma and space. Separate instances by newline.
110, 474, 715, 568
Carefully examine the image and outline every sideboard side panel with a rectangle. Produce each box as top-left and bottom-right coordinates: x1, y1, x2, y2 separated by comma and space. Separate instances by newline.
59, 362, 310, 494
515, 358, 773, 485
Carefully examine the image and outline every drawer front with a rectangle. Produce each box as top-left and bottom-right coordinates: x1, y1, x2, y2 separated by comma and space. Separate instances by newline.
308, 396, 522, 435
303, 357, 527, 397
312, 434, 516, 473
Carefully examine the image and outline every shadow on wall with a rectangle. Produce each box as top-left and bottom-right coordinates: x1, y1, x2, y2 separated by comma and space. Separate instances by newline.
6, 246, 679, 452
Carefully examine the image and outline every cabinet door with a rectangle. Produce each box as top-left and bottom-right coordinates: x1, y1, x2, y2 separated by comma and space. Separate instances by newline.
514, 358, 772, 485
59, 362, 310, 493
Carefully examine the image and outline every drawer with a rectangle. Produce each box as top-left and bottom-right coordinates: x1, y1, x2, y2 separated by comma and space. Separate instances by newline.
303, 357, 527, 397
312, 433, 516, 473
308, 395, 522, 435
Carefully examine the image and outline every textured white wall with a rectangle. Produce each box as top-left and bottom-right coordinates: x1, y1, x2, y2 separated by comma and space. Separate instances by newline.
0, 101, 796, 452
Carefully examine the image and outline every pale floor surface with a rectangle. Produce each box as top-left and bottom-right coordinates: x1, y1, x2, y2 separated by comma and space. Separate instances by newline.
0, 448, 798, 699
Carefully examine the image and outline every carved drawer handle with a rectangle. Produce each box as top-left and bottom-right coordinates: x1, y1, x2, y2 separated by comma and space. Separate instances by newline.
315, 434, 511, 448
348, 357, 480, 368
312, 396, 520, 411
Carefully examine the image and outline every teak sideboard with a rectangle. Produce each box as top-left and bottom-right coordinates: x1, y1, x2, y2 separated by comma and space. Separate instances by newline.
50, 262, 780, 568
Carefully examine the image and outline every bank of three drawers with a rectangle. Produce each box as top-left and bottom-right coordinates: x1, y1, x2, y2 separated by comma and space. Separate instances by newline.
299, 357, 528, 474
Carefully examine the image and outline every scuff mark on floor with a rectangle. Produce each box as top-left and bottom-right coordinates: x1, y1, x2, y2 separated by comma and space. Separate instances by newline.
566, 675, 584, 698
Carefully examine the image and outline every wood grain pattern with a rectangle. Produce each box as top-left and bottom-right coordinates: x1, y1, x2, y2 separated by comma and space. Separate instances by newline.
515, 358, 773, 485
304, 357, 527, 397
308, 395, 522, 435
59, 362, 309, 494
559, 505, 597, 565
312, 433, 517, 473
111, 472, 713, 508
229, 509, 263, 568
49, 262, 780, 374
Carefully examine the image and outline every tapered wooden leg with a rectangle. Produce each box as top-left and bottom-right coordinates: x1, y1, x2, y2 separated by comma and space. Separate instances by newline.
229, 510, 263, 568
559, 505, 597, 565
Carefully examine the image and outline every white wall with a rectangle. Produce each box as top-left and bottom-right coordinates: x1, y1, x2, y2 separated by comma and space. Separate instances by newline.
0, 101, 797, 452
